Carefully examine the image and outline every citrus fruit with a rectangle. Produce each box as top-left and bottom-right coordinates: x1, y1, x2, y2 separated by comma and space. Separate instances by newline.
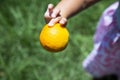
39, 23, 69, 52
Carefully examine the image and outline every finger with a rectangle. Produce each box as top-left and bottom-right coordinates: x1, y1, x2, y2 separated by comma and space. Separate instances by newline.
59, 18, 67, 26
48, 17, 62, 26
44, 4, 54, 18
48, 4, 54, 15
51, 9, 60, 18
44, 4, 54, 23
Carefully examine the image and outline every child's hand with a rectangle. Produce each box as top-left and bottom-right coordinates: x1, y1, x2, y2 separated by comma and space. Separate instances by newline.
44, 4, 67, 26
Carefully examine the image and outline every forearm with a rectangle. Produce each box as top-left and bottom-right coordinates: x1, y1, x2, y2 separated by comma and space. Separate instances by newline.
55, 0, 101, 19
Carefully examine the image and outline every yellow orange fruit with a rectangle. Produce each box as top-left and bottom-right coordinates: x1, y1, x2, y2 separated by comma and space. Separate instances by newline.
39, 23, 69, 52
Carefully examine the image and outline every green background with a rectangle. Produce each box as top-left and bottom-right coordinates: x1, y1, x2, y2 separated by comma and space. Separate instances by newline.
0, 0, 115, 80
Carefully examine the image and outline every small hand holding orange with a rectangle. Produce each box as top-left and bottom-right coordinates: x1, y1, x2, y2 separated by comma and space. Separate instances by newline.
44, 4, 67, 26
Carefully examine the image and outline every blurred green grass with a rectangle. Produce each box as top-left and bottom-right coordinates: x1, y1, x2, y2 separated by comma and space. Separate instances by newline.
0, 0, 115, 80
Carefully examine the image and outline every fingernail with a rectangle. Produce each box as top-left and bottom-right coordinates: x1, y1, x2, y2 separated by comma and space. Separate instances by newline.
60, 20, 65, 25
48, 23, 54, 26
48, 4, 54, 8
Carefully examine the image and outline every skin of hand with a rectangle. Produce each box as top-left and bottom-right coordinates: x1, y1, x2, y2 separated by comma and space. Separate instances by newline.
44, 4, 67, 26
44, 0, 101, 27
